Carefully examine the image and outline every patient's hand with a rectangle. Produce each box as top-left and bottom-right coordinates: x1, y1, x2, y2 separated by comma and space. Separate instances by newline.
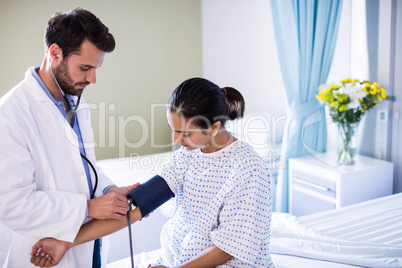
107, 182, 140, 196
30, 238, 70, 267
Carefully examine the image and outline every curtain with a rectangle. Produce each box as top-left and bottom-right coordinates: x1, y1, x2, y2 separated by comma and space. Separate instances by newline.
271, 0, 343, 212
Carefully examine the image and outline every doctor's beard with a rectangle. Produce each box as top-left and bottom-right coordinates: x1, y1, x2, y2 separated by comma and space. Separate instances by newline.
53, 59, 90, 96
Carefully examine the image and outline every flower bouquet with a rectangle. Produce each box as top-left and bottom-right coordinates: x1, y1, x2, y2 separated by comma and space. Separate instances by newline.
316, 78, 386, 165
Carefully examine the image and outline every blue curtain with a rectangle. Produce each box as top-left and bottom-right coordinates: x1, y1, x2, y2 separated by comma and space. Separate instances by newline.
271, 0, 343, 212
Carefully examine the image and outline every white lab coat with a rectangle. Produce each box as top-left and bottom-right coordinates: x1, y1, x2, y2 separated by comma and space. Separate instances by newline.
0, 67, 114, 267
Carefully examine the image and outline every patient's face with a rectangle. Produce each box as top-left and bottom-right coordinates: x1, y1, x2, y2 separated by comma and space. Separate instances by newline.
167, 111, 213, 151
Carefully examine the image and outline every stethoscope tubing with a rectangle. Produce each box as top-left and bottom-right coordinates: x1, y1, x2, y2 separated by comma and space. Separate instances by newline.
50, 56, 98, 199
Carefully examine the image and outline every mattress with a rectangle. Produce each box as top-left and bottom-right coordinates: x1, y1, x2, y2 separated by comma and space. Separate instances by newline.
270, 193, 402, 268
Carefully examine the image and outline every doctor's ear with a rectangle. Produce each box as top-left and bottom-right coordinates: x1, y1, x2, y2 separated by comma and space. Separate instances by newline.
48, 43, 63, 61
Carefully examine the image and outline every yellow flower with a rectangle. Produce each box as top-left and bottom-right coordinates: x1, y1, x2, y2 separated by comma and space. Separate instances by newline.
330, 101, 339, 107
370, 88, 378, 95
323, 95, 331, 102
316, 89, 327, 100
341, 78, 353, 84
361, 109, 365, 113
337, 94, 347, 103
319, 90, 326, 97
372, 82, 380, 88
362, 104, 367, 109
378, 96, 383, 101
374, 101, 378, 106
339, 104, 348, 112
380, 88, 386, 99
327, 85, 338, 92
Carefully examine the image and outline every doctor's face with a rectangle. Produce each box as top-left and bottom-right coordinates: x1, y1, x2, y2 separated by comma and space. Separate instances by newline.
54, 39, 105, 96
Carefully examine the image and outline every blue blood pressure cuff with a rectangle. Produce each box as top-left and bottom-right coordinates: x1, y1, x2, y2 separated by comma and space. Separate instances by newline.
126, 175, 174, 218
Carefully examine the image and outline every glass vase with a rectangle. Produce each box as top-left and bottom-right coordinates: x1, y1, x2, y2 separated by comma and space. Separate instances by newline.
337, 122, 359, 165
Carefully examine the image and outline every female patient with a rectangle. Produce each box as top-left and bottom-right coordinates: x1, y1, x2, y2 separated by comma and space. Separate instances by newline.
31, 77, 274, 268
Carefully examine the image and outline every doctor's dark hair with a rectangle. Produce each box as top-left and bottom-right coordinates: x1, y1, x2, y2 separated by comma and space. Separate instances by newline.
168, 78, 245, 129
44, 8, 115, 58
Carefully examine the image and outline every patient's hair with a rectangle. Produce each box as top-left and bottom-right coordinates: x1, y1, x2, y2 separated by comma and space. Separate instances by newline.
168, 77, 245, 129
44, 7, 115, 58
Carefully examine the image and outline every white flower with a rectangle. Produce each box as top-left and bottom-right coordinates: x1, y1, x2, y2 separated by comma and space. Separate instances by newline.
338, 82, 367, 100
347, 99, 360, 110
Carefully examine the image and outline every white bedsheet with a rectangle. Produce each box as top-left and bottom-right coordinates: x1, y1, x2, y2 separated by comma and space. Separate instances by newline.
270, 253, 361, 268
270, 193, 402, 268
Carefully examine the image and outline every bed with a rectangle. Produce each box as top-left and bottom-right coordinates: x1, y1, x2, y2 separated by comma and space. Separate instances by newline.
98, 150, 401, 268
269, 193, 402, 267
96, 112, 401, 268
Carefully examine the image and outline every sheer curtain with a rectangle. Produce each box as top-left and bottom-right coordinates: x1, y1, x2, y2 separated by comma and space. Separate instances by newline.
271, 0, 344, 212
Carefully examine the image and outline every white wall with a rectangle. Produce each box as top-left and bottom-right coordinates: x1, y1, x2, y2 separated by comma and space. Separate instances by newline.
201, 0, 286, 115
201, 0, 355, 117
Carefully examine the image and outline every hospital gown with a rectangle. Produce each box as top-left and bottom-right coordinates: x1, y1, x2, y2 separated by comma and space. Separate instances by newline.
147, 140, 274, 267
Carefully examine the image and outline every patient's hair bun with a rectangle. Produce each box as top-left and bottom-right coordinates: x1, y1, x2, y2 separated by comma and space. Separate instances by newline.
168, 78, 245, 128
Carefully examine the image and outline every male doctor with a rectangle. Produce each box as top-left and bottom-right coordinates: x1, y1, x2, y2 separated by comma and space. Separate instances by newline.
0, 8, 137, 267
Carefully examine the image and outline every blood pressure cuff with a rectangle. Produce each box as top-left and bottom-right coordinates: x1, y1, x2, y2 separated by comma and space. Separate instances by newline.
126, 175, 174, 218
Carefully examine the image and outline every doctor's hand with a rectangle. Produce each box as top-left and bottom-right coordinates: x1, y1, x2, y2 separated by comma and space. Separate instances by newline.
87, 183, 140, 220
88, 193, 128, 220
30, 237, 70, 267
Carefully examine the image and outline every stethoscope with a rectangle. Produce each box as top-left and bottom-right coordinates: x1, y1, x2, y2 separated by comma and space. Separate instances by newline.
51, 56, 134, 268
50, 55, 98, 199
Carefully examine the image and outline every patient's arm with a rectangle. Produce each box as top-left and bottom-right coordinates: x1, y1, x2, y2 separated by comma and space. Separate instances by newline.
149, 244, 233, 268
30, 208, 142, 267
177, 245, 233, 268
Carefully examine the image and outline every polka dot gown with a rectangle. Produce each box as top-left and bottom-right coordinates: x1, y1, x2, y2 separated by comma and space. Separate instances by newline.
154, 140, 274, 267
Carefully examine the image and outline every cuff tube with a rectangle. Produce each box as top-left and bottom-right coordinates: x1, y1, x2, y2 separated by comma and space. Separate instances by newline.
126, 175, 174, 218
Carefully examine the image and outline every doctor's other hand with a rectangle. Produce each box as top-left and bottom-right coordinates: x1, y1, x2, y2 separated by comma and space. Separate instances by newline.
30, 237, 70, 267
